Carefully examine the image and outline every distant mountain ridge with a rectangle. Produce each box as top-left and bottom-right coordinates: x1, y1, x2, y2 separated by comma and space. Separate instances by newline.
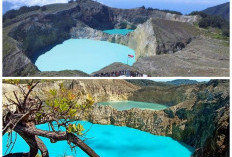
126, 79, 202, 87
126, 79, 171, 87
203, 2, 229, 21
166, 79, 200, 86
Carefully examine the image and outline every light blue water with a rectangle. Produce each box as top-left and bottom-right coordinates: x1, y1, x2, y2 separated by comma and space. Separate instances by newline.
3, 121, 194, 157
103, 29, 134, 35
35, 39, 135, 74
98, 101, 168, 111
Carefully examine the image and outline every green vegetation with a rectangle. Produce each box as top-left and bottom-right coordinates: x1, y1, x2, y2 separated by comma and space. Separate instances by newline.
3, 80, 99, 157
203, 2, 229, 21
147, 7, 183, 15
164, 109, 175, 118
129, 86, 187, 106
126, 79, 170, 87
171, 123, 183, 140
68, 0, 75, 3
118, 22, 127, 28
160, 9, 182, 15
204, 28, 229, 41
3, 25, 17, 57
41, 6, 47, 11
3, 6, 41, 22
166, 79, 199, 86
189, 11, 229, 37
176, 108, 188, 120
134, 17, 148, 24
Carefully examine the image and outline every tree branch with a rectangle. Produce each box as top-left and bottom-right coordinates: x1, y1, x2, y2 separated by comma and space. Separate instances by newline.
15, 125, 99, 157
13, 92, 23, 112
23, 82, 39, 107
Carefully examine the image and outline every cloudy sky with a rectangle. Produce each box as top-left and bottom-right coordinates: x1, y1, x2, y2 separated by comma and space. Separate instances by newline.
3, 0, 229, 14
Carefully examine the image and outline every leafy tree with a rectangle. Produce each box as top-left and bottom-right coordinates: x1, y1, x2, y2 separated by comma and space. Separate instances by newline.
161, 9, 182, 15
189, 11, 229, 37
222, 25, 229, 37
3, 80, 99, 157
119, 22, 127, 29
147, 7, 182, 15
41, 6, 47, 11
189, 11, 208, 18
140, 6, 145, 9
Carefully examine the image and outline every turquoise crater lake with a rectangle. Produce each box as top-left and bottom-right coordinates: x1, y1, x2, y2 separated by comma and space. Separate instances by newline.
103, 29, 134, 35
97, 101, 168, 111
3, 121, 194, 157
35, 39, 135, 74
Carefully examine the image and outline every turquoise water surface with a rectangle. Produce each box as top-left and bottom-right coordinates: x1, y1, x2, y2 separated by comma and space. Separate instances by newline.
103, 29, 134, 35
3, 121, 194, 157
98, 101, 168, 111
35, 39, 135, 74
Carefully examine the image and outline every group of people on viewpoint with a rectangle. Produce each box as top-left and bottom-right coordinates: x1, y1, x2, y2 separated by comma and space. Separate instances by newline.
93, 69, 151, 77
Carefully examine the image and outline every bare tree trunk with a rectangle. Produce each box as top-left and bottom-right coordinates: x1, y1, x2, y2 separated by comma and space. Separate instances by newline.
17, 132, 39, 157
16, 123, 49, 157
17, 131, 49, 157
35, 136, 49, 157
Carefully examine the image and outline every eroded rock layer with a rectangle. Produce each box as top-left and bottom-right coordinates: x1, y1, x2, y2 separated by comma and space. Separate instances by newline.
83, 80, 229, 157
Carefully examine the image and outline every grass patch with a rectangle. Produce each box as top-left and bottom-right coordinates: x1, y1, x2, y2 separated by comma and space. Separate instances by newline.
3, 24, 19, 57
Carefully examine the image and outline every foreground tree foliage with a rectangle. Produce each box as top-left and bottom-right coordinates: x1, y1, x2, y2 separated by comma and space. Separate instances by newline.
3, 80, 99, 157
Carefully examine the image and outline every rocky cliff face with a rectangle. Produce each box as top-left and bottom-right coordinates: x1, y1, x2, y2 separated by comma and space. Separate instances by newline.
192, 107, 229, 157
111, 6, 200, 26
81, 80, 229, 156
3, 79, 139, 103
70, 23, 110, 40
113, 18, 198, 59
3, 0, 200, 76
68, 79, 139, 102
114, 19, 158, 60
3, 51, 38, 76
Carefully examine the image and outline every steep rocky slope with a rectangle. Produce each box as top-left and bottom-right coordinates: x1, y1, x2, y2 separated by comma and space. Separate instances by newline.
3, 0, 200, 76
109, 18, 198, 59
134, 38, 229, 76
31, 70, 90, 77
